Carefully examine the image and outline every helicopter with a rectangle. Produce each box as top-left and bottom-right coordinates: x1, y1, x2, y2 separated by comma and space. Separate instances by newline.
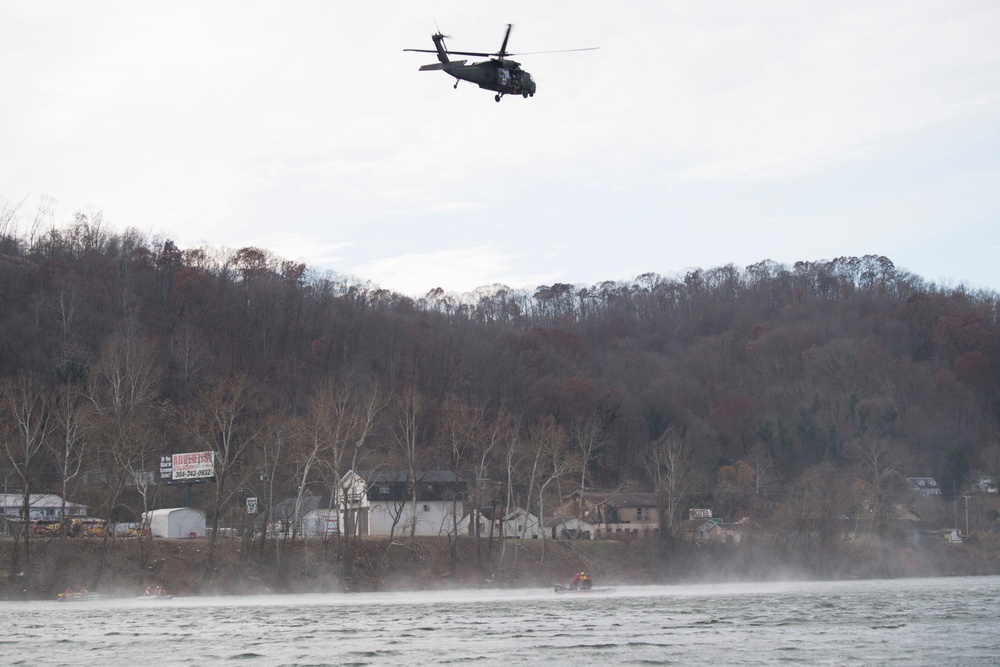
404, 24, 598, 102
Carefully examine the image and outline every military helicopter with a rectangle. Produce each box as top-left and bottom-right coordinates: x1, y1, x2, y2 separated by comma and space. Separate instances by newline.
404, 24, 598, 102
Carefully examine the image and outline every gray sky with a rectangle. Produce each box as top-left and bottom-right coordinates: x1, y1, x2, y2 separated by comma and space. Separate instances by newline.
2, 1, 998, 296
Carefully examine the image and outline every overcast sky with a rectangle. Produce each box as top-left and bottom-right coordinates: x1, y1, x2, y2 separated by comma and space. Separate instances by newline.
2, 1, 998, 296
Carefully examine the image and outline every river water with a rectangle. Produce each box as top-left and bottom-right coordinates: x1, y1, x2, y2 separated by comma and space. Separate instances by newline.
2, 576, 998, 666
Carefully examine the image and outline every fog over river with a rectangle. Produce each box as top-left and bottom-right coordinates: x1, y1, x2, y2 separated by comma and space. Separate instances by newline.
3, 576, 998, 666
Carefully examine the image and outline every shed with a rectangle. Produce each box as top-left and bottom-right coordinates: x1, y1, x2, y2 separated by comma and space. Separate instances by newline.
143, 507, 206, 538
544, 516, 595, 540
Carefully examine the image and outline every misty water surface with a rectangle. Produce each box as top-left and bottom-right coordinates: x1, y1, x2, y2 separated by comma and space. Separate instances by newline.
2, 576, 998, 666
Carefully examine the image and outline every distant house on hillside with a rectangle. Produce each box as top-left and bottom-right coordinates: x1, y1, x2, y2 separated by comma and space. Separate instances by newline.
907, 477, 942, 497
973, 476, 998, 494
893, 507, 943, 544
551, 490, 660, 538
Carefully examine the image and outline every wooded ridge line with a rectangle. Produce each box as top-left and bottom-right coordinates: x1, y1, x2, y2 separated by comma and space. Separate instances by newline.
2, 218, 999, 588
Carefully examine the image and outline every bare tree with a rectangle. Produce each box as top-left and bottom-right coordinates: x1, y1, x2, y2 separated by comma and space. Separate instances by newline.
746, 443, 781, 514
254, 413, 293, 570
86, 322, 161, 541
184, 374, 262, 576
570, 413, 607, 494
170, 322, 208, 401
47, 382, 92, 535
0, 374, 54, 588
436, 396, 481, 579
776, 462, 852, 557
525, 416, 575, 568
289, 382, 381, 548
644, 426, 698, 534
469, 408, 514, 565
389, 388, 426, 542
846, 433, 904, 536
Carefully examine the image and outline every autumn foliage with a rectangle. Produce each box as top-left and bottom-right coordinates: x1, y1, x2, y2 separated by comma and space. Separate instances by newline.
1, 212, 999, 550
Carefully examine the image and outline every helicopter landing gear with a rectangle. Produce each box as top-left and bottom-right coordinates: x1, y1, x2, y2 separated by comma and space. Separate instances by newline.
523, 92, 529, 98
495, 94, 502, 102
454, 81, 459, 89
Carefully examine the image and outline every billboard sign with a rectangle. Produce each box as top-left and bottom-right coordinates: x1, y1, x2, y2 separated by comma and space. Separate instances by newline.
163, 451, 216, 483
689, 508, 713, 519
159, 455, 173, 482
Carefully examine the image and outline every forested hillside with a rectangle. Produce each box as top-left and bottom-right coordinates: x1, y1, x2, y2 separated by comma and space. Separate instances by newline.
2, 214, 999, 544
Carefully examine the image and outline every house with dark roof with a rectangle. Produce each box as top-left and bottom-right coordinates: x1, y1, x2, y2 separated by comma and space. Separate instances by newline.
907, 477, 942, 497
551, 490, 660, 538
364, 470, 466, 537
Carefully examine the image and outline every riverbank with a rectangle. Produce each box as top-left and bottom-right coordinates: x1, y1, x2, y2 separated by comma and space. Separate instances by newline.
3, 531, 999, 600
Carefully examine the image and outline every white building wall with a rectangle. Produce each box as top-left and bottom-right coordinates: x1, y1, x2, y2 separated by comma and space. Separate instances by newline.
504, 510, 541, 539
300, 510, 340, 537
143, 508, 206, 538
0, 494, 88, 520
368, 500, 462, 537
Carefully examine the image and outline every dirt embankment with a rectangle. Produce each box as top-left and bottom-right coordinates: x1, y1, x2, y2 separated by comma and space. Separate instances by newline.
3, 532, 1000, 601
0, 535, 650, 599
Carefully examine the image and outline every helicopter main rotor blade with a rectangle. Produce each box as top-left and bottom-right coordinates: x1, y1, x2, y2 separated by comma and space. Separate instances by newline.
421, 49, 496, 57
418, 60, 467, 71
498, 24, 512, 58
507, 47, 600, 55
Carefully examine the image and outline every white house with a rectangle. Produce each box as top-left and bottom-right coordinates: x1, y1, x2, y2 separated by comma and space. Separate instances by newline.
973, 476, 998, 494
907, 477, 942, 497
142, 507, 206, 538
265, 471, 372, 538
464, 506, 540, 539
543, 516, 596, 540
0, 493, 88, 520
365, 470, 466, 537
269, 495, 340, 538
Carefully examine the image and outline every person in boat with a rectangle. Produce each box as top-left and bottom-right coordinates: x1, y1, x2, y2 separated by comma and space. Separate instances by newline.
570, 571, 593, 590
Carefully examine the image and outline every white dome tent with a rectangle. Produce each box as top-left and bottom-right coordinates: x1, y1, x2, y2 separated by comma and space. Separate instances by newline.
142, 507, 206, 538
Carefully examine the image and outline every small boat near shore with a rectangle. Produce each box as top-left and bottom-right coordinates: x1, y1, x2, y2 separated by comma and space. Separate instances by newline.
553, 585, 617, 595
57, 592, 103, 602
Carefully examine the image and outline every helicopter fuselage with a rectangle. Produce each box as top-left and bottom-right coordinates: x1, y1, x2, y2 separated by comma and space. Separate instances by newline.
449, 59, 536, 97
